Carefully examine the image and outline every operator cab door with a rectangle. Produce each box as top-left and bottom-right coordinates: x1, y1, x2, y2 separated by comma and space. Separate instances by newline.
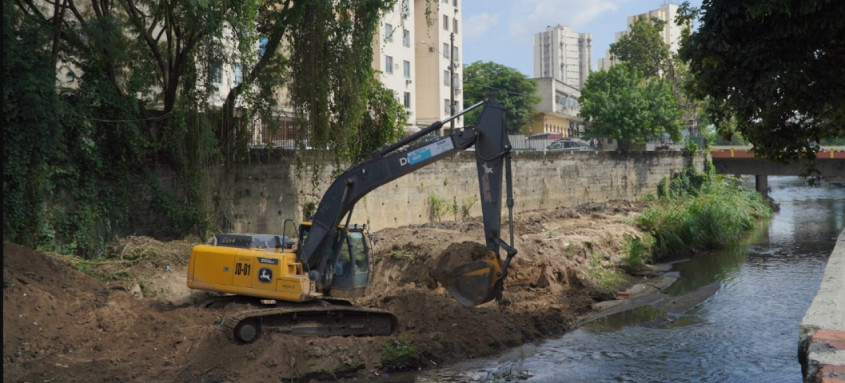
329, 227, 370, 298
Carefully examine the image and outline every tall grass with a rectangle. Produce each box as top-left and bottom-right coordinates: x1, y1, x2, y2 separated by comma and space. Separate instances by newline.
634, 162, 772, 259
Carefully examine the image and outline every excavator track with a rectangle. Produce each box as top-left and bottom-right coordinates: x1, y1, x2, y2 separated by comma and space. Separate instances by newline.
207, 297, 398, 343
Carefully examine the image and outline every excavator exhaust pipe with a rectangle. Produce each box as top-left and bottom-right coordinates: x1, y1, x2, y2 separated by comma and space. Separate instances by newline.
443, 251, 505, 307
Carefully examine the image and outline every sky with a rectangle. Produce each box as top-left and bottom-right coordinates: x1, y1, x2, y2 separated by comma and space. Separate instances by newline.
460, 0, 702, 76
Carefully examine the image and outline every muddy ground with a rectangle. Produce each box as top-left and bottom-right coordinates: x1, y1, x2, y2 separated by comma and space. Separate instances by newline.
3, 200, 647, 382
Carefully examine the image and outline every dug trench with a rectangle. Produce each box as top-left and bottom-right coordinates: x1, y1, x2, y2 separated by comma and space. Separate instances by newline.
4, 200, 677, 382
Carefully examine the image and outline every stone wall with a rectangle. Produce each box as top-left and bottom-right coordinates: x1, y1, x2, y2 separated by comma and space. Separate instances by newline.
201, 150, 703, 234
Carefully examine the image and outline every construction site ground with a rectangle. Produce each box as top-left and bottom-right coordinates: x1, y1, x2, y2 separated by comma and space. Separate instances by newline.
3, 200, 650, 382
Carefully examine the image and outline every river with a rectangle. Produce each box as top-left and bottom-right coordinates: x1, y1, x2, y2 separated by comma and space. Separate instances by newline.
401, 176, 845, 382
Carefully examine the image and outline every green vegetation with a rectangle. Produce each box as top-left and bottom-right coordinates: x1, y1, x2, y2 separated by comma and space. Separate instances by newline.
625, 233, 655, 270
579, 63, 683, 146
5, 1, 403, 257
380, 334, 422, 371
635, 164, 772, 259
586, 251, 627, 291
609, 18, 670, 79
428, 193, 450, 221
459, 195, 478, 220
679, 0, 845, 162
463, 61, 541, 134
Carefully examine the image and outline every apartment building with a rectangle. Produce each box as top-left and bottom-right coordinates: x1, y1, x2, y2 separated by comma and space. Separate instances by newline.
533, 25, 592, 89
597, 3, 684, 71
528, 77, 583, 137
372, 0, 417, 132
413, 0, 463, 131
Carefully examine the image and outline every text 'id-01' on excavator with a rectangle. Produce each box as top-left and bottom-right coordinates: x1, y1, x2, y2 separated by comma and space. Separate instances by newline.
186, 100, 518, 343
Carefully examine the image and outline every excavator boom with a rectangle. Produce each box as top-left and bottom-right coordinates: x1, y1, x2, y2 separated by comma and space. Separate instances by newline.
187, 100, 518, 342
300, 100, 517, 306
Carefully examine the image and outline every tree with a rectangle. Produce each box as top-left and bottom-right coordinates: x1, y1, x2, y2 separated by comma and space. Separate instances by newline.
579, 63, 683, 146
679, 0, 845, 161
463, 61, 540, 134
609, 18, 670, 79
5, 0, 400, 255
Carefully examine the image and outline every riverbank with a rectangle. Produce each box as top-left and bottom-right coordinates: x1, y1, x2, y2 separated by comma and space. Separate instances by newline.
799, 229, 845, 383
3, 201, 650, 382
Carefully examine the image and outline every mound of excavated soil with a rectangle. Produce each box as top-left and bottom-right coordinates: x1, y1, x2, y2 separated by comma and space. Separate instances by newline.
3, 201, 645, 382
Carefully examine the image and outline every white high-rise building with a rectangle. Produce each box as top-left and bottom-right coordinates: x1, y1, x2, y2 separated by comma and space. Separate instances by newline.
533, 25, 592, 89
597, 3, 685, 71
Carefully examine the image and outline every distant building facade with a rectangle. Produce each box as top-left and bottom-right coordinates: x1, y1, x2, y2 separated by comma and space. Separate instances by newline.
596, 3, 684, 71
533, 25, 592, 89
527, 77, 583, 137
372, 0, 463, 133
412, 0, 463, 131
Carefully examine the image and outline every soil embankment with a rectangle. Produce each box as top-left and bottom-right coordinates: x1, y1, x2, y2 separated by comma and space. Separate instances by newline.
3, 201, 647, 382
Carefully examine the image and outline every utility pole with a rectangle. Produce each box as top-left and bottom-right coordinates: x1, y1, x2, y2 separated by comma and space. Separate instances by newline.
450, 32, 455, 130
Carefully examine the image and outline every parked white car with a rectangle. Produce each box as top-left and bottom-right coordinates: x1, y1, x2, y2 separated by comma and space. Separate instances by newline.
546, 139, 592, 151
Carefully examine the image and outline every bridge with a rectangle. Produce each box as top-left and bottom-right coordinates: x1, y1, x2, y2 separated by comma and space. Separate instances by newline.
710, 146, 845, 196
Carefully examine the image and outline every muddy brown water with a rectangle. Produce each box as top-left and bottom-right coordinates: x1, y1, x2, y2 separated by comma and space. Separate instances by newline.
382, 176, 845, 382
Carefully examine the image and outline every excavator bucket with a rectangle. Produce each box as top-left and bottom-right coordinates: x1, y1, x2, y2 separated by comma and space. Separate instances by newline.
443, 251, 504, 307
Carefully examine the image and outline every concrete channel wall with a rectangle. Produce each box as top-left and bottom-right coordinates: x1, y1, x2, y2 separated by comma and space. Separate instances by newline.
799, 229, 845, 383
191, 150, 702, 235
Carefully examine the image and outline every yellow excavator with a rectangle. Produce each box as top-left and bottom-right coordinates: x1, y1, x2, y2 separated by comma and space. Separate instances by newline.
187, 100, 518, 342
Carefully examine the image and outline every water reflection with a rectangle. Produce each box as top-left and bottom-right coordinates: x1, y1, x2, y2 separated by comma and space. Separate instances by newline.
404, 177, 844, 382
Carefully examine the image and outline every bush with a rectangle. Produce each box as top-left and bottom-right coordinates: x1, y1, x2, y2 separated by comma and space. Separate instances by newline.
636, 165, 771, 258
380, 334, 422, 371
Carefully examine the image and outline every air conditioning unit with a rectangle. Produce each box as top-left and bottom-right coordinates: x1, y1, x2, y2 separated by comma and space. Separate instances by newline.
406, 79, 412, 85
429, 47, 435, 52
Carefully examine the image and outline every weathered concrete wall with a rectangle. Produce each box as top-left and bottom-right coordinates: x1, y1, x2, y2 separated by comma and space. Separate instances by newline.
798, 229, 845, 383
206, 150, 703, 234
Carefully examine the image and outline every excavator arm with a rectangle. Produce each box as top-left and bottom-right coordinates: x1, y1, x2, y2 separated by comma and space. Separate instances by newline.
300, 100, 517, 307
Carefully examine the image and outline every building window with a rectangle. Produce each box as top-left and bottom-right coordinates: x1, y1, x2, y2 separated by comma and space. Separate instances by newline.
453, 19, 458, 34
443, 15, 449, 30
385, 23, 393, 42
443, 43, 450, 59
404, 92, 411, 108
403, 61, 411, 78
444, 99, 453, 115
453, 72, 459, 87
403, 29, 410, 47
452, 46, 459, 62
386, 56, 393, 74
259, 37, 268, 57
444, 70, 450, 86
211, 65, 222, 84
401, 0, 410, 18
234, 65, 243, 85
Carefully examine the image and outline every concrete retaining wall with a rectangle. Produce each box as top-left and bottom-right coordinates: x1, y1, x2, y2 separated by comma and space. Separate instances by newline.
799, 229, 845, 383
197, 150, 702, 234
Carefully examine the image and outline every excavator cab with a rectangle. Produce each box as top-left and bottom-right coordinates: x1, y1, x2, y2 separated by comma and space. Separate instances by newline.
298, 223, 371, 298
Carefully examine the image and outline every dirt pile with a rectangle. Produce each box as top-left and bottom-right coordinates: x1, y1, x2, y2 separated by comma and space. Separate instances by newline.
3, 201, 645, 382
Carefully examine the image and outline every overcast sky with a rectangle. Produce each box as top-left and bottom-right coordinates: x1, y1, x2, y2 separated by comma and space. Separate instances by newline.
460, 0, 702, 76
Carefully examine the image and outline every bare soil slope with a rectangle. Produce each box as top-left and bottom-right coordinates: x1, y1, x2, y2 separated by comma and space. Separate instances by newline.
3, 201, 644, 382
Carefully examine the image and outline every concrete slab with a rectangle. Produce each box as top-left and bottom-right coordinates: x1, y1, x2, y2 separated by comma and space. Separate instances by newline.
799, 229, 845, 383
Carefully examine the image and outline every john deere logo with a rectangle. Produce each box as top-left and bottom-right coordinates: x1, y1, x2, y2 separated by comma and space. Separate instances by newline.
258, 268, 273, 283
